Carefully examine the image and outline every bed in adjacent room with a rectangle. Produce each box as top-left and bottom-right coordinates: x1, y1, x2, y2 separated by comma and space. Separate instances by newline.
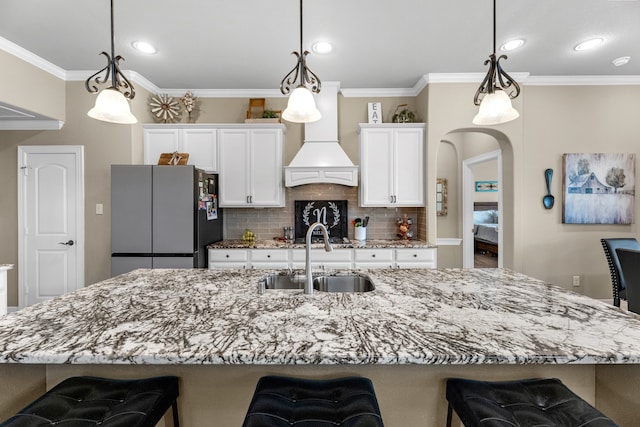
473, 202, 498, 257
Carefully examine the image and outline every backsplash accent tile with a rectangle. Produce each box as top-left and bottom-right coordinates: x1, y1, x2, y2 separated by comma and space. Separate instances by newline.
224, 184, 426, 242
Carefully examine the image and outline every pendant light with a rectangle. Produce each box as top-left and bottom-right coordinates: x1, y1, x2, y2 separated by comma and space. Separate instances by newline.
472, 0, 520, 126
280, 0, 322, 123
85, 0, 137, 124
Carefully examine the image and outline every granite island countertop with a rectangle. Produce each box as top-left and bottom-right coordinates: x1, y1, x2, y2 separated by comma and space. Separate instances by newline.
1, 268, 640, 365
208, 238, 435, 250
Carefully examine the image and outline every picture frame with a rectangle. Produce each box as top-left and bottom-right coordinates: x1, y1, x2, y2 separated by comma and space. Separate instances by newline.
562, 153, 635, 224
475, 181, 498, 192
436, 178, 448, 216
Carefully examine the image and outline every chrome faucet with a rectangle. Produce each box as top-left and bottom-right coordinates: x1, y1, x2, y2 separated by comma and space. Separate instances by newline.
305, 222, 333, 294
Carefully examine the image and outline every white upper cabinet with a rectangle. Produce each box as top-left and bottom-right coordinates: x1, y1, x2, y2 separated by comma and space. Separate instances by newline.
358, 123, 425, 207
143, 125, 218, 172
218, 126, 285, 207
181, 128, 218, 172
143, 127, 180, 164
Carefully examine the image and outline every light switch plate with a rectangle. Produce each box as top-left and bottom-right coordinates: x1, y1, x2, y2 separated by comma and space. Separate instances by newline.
96, 203, 103, 215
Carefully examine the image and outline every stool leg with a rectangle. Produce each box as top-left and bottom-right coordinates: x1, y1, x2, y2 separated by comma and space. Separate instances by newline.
446, 403, 453, 427
171, 400, 180, 427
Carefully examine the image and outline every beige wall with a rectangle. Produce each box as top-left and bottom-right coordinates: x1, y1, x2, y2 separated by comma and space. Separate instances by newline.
0, 50, 65, 121
520, 85, 640, 297
427, 83, 640, 298
0, 81, 152, 306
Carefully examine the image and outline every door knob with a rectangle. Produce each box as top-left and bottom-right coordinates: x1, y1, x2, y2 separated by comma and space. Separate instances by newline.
58, 240, 74, 246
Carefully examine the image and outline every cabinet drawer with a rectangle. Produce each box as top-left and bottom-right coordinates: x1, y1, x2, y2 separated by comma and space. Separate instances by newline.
208, 249, 248, 262
250, 250, 288, 262
291, 249, 352, 262
355, 249, 393, 262
395, 248, 436, 262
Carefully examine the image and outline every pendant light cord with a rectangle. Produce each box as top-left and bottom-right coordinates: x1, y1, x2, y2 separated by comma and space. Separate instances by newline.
492, 0, 496, 54
110, 0, 117, 88
299, 0, 303, 56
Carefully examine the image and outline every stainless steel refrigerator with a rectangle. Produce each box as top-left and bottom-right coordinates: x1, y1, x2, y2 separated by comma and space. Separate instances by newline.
111, 165, 223, 276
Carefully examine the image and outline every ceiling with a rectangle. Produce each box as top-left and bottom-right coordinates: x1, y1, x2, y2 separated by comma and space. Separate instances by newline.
1, 0, 639, 92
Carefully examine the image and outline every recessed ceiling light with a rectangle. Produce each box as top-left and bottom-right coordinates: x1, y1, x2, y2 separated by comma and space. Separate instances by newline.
574, 38, 604, 51
499, 39, 525, 52
131, 41, 157, 54
312, 41, 333, 54
612, 56, 631, 66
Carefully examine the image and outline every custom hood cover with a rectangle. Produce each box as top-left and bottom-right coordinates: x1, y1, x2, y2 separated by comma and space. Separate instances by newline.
284, 82, 358, 187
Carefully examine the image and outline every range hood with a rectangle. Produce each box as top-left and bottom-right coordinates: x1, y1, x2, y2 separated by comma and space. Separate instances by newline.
284, 82, 358, 187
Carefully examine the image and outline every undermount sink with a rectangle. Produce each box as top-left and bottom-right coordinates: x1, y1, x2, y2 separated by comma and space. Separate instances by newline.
259, 272, 375, 293
313, 273, 375, 293
261, 274, 304, 290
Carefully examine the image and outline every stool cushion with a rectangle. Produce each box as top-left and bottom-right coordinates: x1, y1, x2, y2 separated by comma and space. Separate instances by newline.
0, 376, 179, 427
446, 377, 618, 427
242, 376, 384, 427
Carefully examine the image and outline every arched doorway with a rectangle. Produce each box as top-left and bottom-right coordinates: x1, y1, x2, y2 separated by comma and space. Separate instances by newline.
435, 128, 513, 269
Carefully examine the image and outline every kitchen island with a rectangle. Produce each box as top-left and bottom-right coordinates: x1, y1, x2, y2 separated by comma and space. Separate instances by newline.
0, 268, 639, 425
0, 264, 12, 316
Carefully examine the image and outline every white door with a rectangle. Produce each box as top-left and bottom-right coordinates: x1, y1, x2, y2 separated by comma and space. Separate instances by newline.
18, 146, 84, 308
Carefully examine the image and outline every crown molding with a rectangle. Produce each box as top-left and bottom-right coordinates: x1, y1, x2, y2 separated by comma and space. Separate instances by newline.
0, 36, 66, 80
524, 75, 640, 86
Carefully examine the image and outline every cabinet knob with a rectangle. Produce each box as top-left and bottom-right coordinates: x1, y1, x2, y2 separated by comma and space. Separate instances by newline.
372, 254, 376, 258
413, 254, 417, 258
267, 254, 271, 258
225, 254, 229, 258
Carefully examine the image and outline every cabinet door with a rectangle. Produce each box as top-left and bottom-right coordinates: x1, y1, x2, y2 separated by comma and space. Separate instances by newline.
395, 248, 436, 268
144, 128, 180, 165
354, 249, 394, 269
250, 129, 284, 207
219, 129, 250, 206
360, 128, 394, 206
393, 127, 424, 206
208, 249, 249, 269
182, 128, 218, 172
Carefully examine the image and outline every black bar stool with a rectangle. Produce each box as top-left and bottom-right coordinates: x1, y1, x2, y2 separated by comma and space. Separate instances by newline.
242, 375, 384, 427
446, 377, 617, 427
0, 375, 180, 427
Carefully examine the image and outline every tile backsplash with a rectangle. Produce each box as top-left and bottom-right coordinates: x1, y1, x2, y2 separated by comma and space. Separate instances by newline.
224, 184, 426, 241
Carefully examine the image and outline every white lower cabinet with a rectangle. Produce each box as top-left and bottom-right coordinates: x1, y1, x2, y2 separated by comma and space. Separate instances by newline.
208, 247, 436, 270
395, 248, 437, 269
208, 249, 249, 269
290, 249, 353, 270
354, 249, 394, 269
249, 250, 289, 270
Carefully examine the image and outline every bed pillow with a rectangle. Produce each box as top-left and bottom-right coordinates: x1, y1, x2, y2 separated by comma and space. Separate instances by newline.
473, 210, 497, 224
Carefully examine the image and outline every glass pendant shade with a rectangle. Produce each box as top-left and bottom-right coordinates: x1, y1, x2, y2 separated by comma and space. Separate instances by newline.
282, 86, 322, 123
87, 88, 137, 124
472, 89, 519, 125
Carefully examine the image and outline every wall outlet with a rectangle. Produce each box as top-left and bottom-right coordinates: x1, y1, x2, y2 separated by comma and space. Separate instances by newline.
96, 203, 103, 215
572, 275, 580, 287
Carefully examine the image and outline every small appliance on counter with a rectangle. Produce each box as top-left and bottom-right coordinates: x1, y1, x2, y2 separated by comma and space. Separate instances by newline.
111, 165, 223, 276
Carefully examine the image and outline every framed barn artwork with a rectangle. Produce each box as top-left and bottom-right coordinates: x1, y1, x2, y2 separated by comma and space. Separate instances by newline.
562, 153, 636, 224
